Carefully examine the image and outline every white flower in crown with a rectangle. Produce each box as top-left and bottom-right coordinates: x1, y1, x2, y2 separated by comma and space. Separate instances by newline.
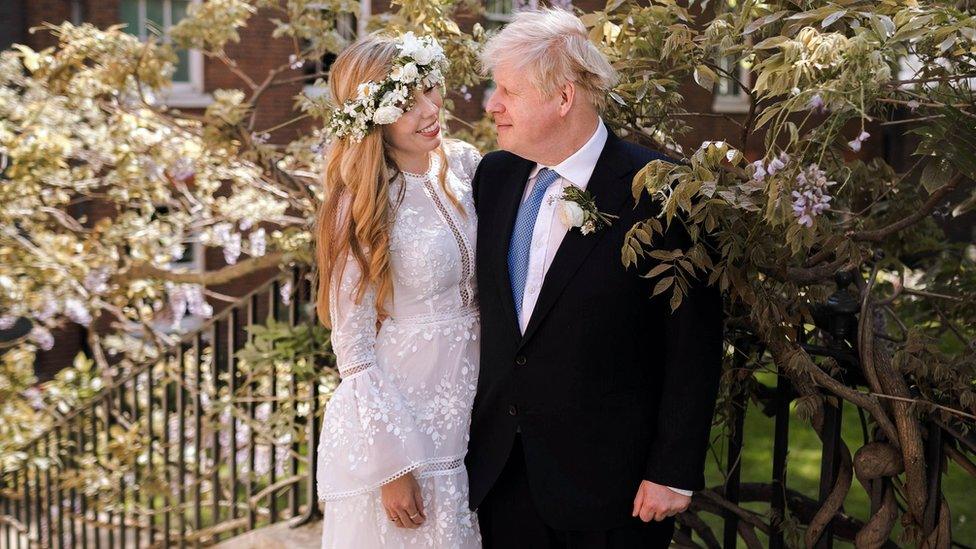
412, 46, 435, 65
373, 105, 404, 125
324, 32, 449, 143
398, 31, 423, 57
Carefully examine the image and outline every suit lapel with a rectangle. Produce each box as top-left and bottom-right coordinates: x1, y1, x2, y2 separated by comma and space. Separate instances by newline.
491, 156, 536, 340
518, 132, 634, 347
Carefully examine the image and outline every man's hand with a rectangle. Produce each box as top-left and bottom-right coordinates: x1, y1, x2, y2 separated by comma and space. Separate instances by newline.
632, 480, 691, 522
381, 472, 426, 529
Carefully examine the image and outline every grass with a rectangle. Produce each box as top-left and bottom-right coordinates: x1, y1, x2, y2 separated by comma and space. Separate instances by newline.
697, 382, 975, 547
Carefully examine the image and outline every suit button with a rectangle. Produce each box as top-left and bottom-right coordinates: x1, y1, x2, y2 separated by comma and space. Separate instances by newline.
508, 405, 518, 416
515, 355, 527, 366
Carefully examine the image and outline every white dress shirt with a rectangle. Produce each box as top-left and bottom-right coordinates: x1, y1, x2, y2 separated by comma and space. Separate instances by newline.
514, 118, 694, 498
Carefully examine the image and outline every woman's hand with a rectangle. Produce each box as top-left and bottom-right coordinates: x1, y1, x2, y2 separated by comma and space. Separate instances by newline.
381, 472, 426, 528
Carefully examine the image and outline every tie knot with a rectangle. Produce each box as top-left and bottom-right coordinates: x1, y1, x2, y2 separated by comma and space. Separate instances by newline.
532, 168, 560, 196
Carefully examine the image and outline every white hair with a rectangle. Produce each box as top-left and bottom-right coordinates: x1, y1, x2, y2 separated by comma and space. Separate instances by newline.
480, 8, 619, 111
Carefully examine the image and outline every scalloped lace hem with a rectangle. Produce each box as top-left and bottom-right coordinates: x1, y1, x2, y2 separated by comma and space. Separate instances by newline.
318, 454, 466, 502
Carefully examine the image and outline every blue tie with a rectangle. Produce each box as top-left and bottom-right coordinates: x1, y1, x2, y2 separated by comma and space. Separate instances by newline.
508, 168, 560, 321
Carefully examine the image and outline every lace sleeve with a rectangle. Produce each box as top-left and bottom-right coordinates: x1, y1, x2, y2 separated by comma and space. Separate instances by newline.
329, 256, 378, 379
317, 253, 429, 501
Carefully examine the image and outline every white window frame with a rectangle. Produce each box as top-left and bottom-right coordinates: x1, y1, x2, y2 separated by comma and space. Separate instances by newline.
125, 0, 212, 108
302, 3, 365, 99
712, 53, 751, 113
481, 0, 541, 110
484, 0, 539, 27
170, 234, 206, 273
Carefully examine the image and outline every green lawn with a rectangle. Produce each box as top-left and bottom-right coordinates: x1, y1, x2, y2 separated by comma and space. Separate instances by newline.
698, 391, 975, 547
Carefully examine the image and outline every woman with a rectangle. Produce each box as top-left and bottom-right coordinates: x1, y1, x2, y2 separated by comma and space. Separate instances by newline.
314, 32, 482, 548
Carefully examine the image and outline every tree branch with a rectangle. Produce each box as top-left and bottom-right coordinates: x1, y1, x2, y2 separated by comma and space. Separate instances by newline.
854, 175, 963, 242
120, 252, 287, 286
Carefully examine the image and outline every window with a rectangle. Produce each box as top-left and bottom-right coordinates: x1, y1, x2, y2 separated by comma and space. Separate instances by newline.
712, 53, 751, 113
711, 1, 751, 113
120, 0, 212, 108
302, 9, 359, 99
481, 0, 541, 108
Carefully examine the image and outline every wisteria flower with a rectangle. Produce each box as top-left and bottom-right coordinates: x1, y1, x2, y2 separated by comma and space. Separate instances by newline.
791, 164, 835, 227
767, 152, 790, 176
848, 131, 870, 152
807, 94, 826, 113
249, 228, 266, 257
63, 298, 92, 326
29, 325, 54, 351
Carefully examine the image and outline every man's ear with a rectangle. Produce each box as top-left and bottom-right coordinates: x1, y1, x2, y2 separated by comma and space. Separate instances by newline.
558, 82, 575, 117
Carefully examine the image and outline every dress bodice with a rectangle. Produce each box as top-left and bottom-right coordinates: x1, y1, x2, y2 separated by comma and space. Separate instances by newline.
387, 141, 480, 320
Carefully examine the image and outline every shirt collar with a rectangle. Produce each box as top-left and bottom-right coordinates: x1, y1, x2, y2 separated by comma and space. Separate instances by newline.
529, 118, 608, 189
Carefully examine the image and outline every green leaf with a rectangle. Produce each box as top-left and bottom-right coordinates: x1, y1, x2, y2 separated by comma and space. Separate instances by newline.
645, 263, 671, 279
743, 11, 788, 35
693, 64, 718, 91
652, 276, 674, 297
920, 157, 954, 193
753, 36, 790, 50
821, 10, 847, 28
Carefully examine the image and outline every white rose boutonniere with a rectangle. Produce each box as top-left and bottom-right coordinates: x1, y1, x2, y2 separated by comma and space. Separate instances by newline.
556, 185, 618, 235
557, 200, 585, 228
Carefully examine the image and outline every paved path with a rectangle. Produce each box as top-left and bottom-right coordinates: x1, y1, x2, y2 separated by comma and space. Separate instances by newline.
214, 519, 322, 549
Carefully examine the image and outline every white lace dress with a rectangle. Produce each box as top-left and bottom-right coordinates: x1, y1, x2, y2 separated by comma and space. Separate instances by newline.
317, 140, 483, 548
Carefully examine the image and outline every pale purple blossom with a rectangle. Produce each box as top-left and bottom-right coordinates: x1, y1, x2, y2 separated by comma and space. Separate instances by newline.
29, 326, 54, 351
223, 232, 242, 265
166, 282, 188, 327
255, 402, 271, 422
63, 298, 92, 326
848, 130, 870, 152
83, 268, 110, 295
791, 164, 835, 227
165, 282, 212, 327
239, 218, 253, 231
288, 54, 303, 70
907, 100, 920, 111
280, 279, 293, 306
0, 315, 17, 329
254, 445, 271, 475
750, 160, 767, 182
184, 284, 213, 318
22, 387, 45, 410
168, 158, 195, 182
766, 151, 790, 176
35, 297, 58, 322
807, 94, 827, 113
249, 228, 266, 257
212, 222, 232, 244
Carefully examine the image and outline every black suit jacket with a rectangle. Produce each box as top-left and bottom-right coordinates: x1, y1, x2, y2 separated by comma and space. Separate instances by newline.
465, 131, 724, 531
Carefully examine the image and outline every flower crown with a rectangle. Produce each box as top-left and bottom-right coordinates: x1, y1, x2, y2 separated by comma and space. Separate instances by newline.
327, 32, 449, 143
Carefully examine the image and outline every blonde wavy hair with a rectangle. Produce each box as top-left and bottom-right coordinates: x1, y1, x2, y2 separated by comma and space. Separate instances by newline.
315, 34, 459, 328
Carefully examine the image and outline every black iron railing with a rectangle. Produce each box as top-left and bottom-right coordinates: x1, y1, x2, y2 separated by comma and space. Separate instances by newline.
1, 270, 960, 547
0, 267, 328, 548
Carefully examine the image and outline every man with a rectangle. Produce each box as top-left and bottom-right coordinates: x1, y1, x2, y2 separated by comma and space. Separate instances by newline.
465, 8, 725, 548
